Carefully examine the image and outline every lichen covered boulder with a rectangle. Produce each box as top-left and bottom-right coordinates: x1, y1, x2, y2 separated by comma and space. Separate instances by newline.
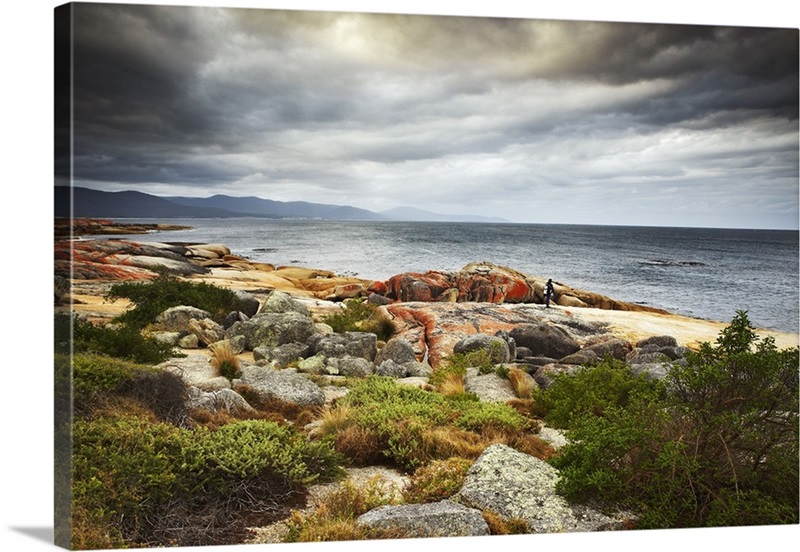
356, 500, 490, 538
455, 444, 620, 533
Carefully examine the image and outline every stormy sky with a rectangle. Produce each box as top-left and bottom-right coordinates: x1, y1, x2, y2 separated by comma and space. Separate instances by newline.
58, 1, 799, 229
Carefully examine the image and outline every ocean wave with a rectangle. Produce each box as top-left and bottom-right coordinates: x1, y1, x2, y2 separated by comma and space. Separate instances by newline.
640, 258, 707, 267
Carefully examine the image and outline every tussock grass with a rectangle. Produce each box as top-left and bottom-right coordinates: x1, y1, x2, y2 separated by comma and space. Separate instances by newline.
507, 367, 534, 399
481, 510, 529, 535
283, 477, 406, 543
210, 341, 241, 380
437, 371, 466, 396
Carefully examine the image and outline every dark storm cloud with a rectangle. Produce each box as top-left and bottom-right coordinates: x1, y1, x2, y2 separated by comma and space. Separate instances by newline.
62, 3, 798, 228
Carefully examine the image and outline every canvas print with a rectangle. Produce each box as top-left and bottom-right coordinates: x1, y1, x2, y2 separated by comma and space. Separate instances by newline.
54, 1, 799, 550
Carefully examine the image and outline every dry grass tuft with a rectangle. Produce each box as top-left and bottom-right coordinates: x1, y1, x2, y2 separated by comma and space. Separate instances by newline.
507, 368, 534, 399
481, 510, 529, 535
317, 404, 356, 435
283, 477, 406, 542
210, 341, 241, 380
504, 432, 555, 461
333, 425, 384, 466
436, 371, 466, 396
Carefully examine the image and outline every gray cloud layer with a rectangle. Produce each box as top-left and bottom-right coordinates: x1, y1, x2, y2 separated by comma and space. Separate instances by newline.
59, 3, 799, 228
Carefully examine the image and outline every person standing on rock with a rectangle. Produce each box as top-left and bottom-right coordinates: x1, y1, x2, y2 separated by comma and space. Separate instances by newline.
545, 279, 555, 308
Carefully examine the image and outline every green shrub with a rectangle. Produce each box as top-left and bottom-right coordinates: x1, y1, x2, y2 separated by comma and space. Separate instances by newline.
72, 353, 150, 405
332, 377, 531, 469
107, 274, 251, 329
444, 348, 497, 374
72, 415, 194, 549
322, 297, 393, 340
72, 416, 344, 548
67, 314, 179, 364
454, 399, 530, 433
187, 420, 345, 489
534, 358, 665, 429
72, 353, 188, 424
550, 311, 799, 529
428, 362, 467, 389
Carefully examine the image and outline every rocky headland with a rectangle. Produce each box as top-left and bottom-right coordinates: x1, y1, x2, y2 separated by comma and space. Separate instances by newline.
55, 217, 192, 238
56, 224, 799, 543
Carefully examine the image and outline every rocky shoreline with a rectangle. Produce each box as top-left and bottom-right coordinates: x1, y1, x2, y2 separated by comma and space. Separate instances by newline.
56, 231, 798, 352
54, 217, 192, 238
55, 225, 799, 544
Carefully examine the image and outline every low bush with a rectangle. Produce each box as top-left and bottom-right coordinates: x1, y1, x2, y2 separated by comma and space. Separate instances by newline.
321, 377, 536, 470
72, 416, 344, 549
322, 297, 393, 340
72, 353, 188, 424
533, 358, 665, 429
443, 348, 497, 374
548, 311, 799, 529
107, 274, 251, 329
66, 314, 179, 364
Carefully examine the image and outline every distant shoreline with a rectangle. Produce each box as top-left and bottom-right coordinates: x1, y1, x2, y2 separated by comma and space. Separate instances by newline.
55, 218, 193, 238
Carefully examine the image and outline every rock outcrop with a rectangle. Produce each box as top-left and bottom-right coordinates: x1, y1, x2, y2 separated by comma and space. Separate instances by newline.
384, 301, 602, 368
371, 262, 670, 314
455, 444, 624, 533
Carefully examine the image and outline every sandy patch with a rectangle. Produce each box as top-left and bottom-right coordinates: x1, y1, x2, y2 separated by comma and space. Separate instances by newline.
554, 305, 798, 350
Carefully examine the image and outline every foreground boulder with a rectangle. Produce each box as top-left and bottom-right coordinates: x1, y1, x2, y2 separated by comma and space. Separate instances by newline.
453, 334, 512, 364
226, 312, 316, 350
455, 444, 622, 533
155, 306, 211, 333
308, 332, 378, 362
509, 323, 581, 360
356, 500, 490, 538
463, 370, 518, 403
187, 387, 256, 415
235, 365, 325, 407
374, 337, 419, 365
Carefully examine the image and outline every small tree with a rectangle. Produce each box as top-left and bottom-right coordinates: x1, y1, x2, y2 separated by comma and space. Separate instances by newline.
549, 311, 799, 528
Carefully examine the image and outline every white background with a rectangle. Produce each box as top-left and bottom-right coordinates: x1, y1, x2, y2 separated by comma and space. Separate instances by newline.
2, 1, 798, 551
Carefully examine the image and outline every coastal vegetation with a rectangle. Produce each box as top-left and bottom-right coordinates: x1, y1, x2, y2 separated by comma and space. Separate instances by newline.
61, 313, 179, 364
57, 246, 799, 546
540, 311, 799, 528
322, 297, 394, 341
67, 350, 344, 549
106, 273, 252, 329
315, 376, 551, 471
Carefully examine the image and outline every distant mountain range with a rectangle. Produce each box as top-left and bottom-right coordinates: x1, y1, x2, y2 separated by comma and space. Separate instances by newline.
54, 186, 510, 223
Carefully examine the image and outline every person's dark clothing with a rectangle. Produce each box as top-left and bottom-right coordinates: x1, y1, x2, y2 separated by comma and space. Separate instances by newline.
545, 279, 554, 307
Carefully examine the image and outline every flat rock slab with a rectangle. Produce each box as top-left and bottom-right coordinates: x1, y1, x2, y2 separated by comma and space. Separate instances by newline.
356, 499, 490, 538
236, 365, 325, 407
464, 371, 517, 403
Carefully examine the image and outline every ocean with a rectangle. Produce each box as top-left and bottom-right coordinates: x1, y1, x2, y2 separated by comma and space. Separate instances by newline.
105, 219, 799, 334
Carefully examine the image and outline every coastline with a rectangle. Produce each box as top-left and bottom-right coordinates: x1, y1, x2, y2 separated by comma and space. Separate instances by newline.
57, 228, 799, 352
